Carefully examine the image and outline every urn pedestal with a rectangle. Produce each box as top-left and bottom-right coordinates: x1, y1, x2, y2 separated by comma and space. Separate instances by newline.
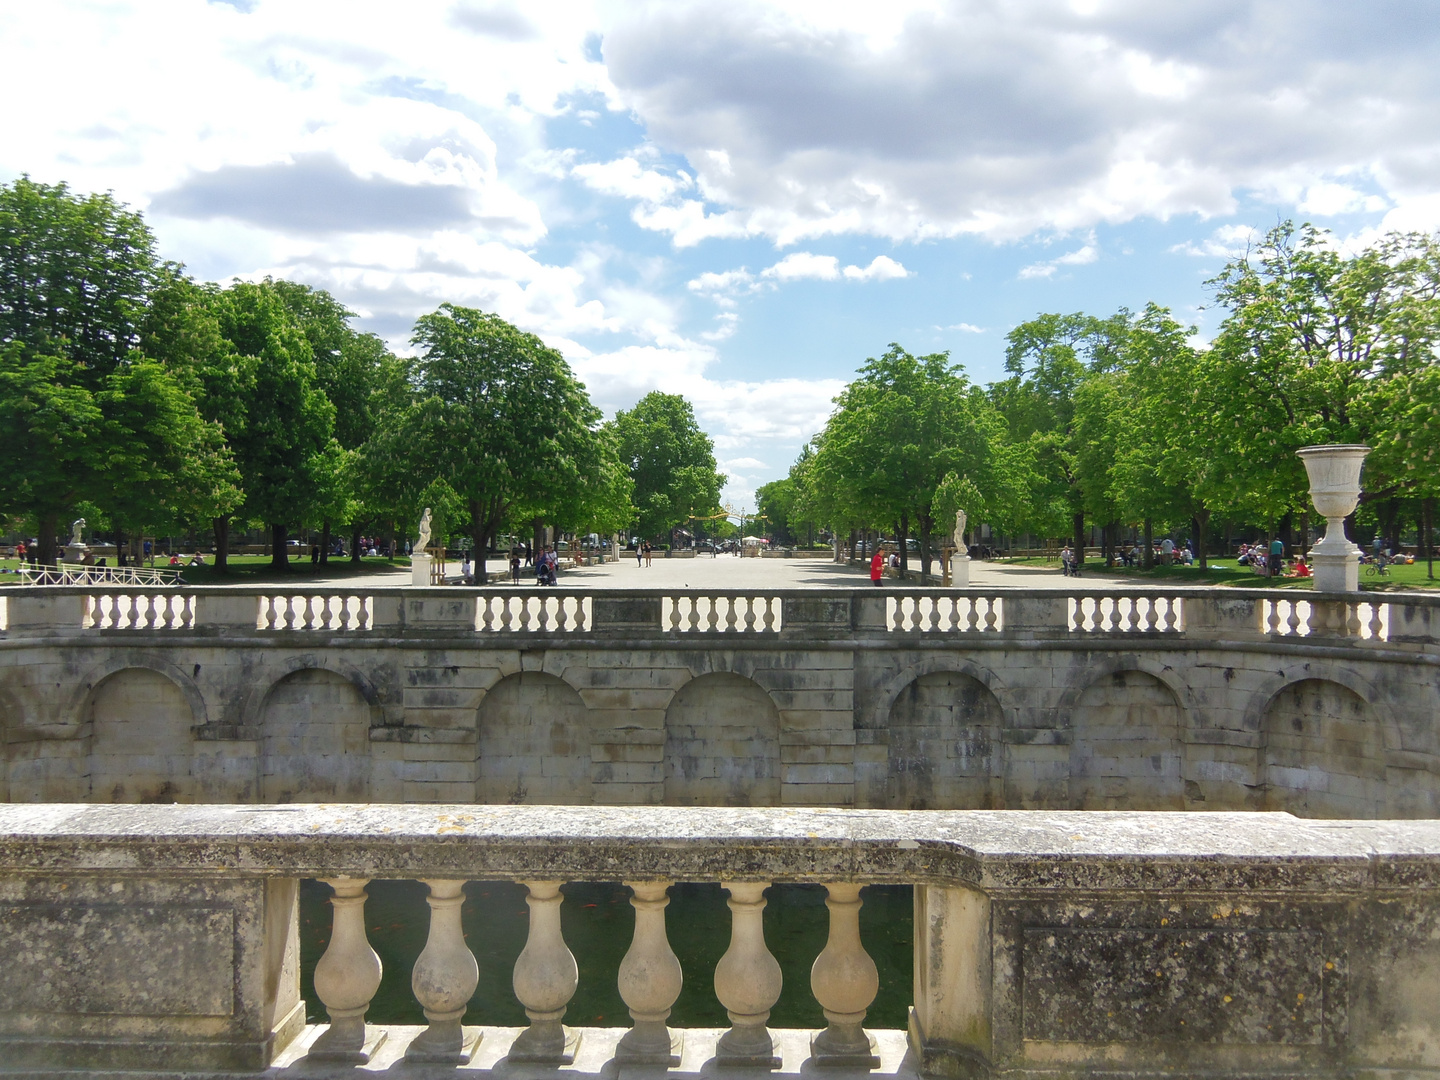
1296, 445, 1370, 593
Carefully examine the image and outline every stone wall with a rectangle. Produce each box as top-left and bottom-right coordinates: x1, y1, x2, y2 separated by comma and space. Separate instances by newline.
3, 803, 1440, 1078
1, 586, 1438, 818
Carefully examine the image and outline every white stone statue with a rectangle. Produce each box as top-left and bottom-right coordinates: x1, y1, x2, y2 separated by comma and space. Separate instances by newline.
69, 518, 86, 546
953, 510, 967, 553
416, 507, 433, 553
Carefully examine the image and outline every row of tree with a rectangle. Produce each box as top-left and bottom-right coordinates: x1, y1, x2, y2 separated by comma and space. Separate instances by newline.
762, 223, 1440, 576
0, 177, 726, 574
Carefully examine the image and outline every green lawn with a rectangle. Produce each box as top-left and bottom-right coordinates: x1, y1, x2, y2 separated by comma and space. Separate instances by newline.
0, 553, 413, 585
1001, 554, 1440, 590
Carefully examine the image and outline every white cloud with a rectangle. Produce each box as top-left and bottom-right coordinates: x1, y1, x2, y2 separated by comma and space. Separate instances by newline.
843, 255, 910, 281
1171, 223, 1258, 258
572, 155, 689, 204
687, 268, 754, 293
762, 252, 841, 281
1018, 243, 1098, 279
597, 3, 1440, 245
942, 322, 984, 333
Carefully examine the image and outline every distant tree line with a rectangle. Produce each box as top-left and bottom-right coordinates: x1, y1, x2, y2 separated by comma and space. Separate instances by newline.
764, 223, 1440, 578
0, 177, 726, 574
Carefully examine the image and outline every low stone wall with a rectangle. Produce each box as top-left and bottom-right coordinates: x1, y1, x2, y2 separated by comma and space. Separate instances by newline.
0, 587, 1437, 817
1, 803, 1437, 1078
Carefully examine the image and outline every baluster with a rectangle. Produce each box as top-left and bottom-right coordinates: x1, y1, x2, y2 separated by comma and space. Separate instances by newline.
509, 881, 580, 1063
359, 596, 373, 631
577, 597, 591, 632
1286, 599, 1302, 637
280, 595, 296, 631
725, 596, 739, 632
715, 881, 782, 1067
537, 597, 552, 632
1346, 601, 1364, 637
687, 597, 701, 632
335, 596, 351, 631
480, 596, 495, 632
743, 596, 758, 632
984, 597, 1000, 632
406, 880, 481, 1063
183, 594, 196, 629
556, 597, 571, 632
1124, 598, 1142, 632
518, 596, 533, 632
1367, 602, 1385, 641
763, 596, 777, 632
1144, 597, 1160, 632
308, 877, 386, 1063
665, 597, 679, 632
707, 597, 720, 632
924, 597, 940, 633
141, 594, 159, 630
809, 883, 880, 1067
1165, 597, 1182, 632
957, 597, 973, 632
615, 880, 683, 1067
1264, 600, 1281, 635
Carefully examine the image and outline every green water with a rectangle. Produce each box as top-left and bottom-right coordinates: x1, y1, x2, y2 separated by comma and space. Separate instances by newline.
299, 880, 913, 1029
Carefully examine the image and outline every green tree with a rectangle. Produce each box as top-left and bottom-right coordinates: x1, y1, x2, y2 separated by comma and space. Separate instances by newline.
808, 345, 1002, 579
214, 281, 336, 569
612, 392, 724, 542
401, 304, 606, 579
991, 312, 1127, 566
0, 177, 235, 563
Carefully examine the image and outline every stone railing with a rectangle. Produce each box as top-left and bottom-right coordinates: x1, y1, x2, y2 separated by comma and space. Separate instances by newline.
2, 803, 1439, 1078
1, 585, 1437, 647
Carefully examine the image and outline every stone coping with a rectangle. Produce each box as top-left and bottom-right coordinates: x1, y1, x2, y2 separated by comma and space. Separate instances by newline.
1, 583, 1437, 602
3, 804, 1438, 892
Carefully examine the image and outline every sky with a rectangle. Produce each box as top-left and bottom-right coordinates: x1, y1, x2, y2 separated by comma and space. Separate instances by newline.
3, 1, 1439, 510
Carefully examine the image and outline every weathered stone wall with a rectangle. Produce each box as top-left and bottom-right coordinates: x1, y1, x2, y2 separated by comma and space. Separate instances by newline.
2, 587, 1438, 818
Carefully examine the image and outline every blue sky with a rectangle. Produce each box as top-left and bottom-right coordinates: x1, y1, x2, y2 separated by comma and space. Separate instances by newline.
2, 1, 1437, 508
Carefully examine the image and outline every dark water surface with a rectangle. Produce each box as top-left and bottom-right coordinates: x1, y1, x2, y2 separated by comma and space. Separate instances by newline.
300, 880, 913, 1029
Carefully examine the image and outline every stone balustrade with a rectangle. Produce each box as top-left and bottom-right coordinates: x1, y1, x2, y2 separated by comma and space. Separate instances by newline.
0, 584, 1435, 645
2, 585, 1439, 816
2, 803, 1439, 1078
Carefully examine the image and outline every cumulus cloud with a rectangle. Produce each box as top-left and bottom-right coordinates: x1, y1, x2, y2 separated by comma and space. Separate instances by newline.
843, 255, 909, 281
1171, 223, 1259, 258
762, 252, 841, 281
1018, 243, 1099, 280
598, 1, 1440, 244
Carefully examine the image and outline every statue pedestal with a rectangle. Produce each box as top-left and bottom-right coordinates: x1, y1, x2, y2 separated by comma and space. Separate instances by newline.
1310, 542, 1359, 593
949, 554, 970, 588
411, 552, 432, 588
63, 544, 88, 563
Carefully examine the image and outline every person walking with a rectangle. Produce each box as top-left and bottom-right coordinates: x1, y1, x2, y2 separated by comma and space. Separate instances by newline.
870, 547, 885, 586
1270, 536, 1285, 579
636, 541, 644, 567
644, 541, 653, 567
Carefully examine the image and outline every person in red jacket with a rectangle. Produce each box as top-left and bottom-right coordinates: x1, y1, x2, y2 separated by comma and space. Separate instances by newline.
870, 547, 885, 586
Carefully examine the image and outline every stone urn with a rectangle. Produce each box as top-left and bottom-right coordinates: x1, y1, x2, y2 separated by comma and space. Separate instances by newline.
1296, 444, 1369, 592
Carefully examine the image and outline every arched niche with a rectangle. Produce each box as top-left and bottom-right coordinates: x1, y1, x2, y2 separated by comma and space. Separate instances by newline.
86, 668, 197, 803
1069, 669, 1184, 810
664, 672, 781, 806
1263, 678, 1385, 818
260, 669, 371, 803
887, 670, 1000, 809
476, 672, 592, 804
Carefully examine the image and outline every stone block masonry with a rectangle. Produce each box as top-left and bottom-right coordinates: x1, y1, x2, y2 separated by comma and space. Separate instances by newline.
0, 586, 1437, 817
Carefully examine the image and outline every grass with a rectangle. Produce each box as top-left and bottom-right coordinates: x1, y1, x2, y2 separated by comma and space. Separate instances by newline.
992, 554, 1440, 590
0, 553, 413, 585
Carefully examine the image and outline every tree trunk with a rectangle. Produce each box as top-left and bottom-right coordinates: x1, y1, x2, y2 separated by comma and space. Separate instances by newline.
918, 510, 933, 584
899, 512, 909, 578
1426, 497, 1435, 580
471, 498, 487, 585
848, 529, 856, 563
1072, 510, 1085, 573
350, 523, 362, 565
212, 516, 230, 571
270, 523, 288, 570
116, 529, 128, 567
1143, 518, 1153, 570
37, 511, 59, 566
1195, 508, 1210, 571
384, 523, 395, 560
320, 520, 331, 566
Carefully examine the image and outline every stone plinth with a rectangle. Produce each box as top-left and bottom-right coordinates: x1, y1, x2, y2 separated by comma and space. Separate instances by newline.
410, 552, 431, 588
